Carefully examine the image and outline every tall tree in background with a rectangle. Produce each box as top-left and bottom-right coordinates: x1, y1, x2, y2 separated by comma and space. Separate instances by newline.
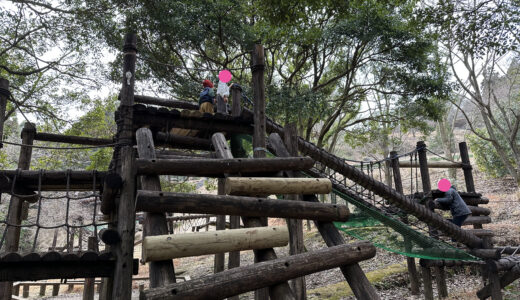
428, 0, 520, 183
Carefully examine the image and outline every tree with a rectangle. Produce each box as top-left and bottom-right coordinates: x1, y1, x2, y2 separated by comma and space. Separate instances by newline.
428, 0, 520, 183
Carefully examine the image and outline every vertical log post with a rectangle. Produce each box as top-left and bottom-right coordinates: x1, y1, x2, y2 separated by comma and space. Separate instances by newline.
52, 284, 59, 296
417, 141, 448, 299
228, 88, 243, 300
0, 122, 35, 300
284, 123, 306, 300
39, 285, 46, 296
462, 141, 502, 299
268, 132, 380, 300
111, 33, 137, 299
212, 133, 296, 300
390, 151, 420, 295
136, 128, 176, 287
214, 180, 226, 273
22, 285, 29, 298
230, 84, 242, 117
216, 95, 227, 114
83, 236, 97, 300
0, 78, 9, 149
251, 44, 269, 300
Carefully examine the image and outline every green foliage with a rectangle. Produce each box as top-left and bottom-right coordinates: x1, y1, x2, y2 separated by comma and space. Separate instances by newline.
467, 131, 510, 178
203, 179, 217, 192
32, 95, 117, 170
160, 178, 197, 193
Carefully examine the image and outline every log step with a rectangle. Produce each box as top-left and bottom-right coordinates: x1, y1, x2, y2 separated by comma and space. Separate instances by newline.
463, 216, 492, 226
135, 191, 349, 221
142, 226, 288, 262
140, 241, 376, 300
225, 177, 332, 195
468, 205, 491, 216
135, 157, 315, 176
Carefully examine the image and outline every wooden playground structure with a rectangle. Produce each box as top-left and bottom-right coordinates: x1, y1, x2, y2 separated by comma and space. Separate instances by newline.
0, 33, 519, 300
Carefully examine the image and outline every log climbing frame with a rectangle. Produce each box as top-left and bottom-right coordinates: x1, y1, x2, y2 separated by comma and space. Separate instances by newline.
0, 33, 519, 300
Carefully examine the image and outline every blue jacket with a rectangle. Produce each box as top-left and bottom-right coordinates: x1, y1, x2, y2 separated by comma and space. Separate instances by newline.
199, 87, 215, 106
435, 187, 472, 217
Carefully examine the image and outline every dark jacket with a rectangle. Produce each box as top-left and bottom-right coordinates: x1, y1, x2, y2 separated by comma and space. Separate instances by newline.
435, 187, 472, 217
199, 87, 215, 106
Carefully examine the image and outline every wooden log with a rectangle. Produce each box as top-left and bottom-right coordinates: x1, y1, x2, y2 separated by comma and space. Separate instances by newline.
231, 84, 242, 117
211, 132, 295, 300
469, 206, 491, 216
23, 284, 29, 297
143, 226, 289, 262
141, 242, 376, 300
52, 284, 59, 296
136, 128, 176, 287
156, 149, 214, 158
134, 95, 199, 110
133, 110, 253, 135
82, 237, 97, 300
0, 122, 35, 300
40, 284, 46, 296
101, 173, 123, 215
216, 95, 226, 114
487, 256, 520, 272
0, 78, 8, 149
398, 161, 463, 168
214, 179, 226, 274
477, 264, 520, 299
154, 132, 212, 151
135, 157, 315, 176
470, 249, 502, 260
225, 177, 331, 196
419, 259, 483, 268
264, 118, 484, 248
34, 132, 113, 146
111, 33, 138, 300
100, 228, 121, 245
421, 266, 434, 300
268, 132, 380, 300
283, 123, 306, 300
465, 229, 494, 237
459, 142, 476, 193
0, 170, 105, 192
390, 151, 421, 295
135, 191, 349, 221
463, 216, 492, 226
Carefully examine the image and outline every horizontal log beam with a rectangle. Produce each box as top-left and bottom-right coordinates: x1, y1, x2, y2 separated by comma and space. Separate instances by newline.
134, 95, 199, 110
135, 191, 349, 222
154, 132, 213, 151
469, 206, 491, 216
469, 248, 502, 260
0, 259, 138, 281
488, 256, 520, 272
133, 110, 253, 135
398, 161, 463, 169
34, 132, 113, 146
419, 259, 483, 268
155, 149, 214, 158
142, 226, 288, 261
136, 157, 315, 177
463, 216, 491, 226
0, 170, 105, 191
141, 241, 376, 300
225, 177, 332, 195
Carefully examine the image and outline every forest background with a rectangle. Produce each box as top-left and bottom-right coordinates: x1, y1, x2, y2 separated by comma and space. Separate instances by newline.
1, 0, 519, 188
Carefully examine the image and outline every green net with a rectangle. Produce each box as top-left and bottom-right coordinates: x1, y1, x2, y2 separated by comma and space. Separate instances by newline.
332, 188, 479, 261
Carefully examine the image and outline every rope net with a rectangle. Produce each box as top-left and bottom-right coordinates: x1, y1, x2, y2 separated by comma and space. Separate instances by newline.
0, 170, 110, 253
306, 157, 479, 261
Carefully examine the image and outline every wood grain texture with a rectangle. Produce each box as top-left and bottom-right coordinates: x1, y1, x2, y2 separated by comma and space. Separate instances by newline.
225, 177, 331, 195
141, 242, 376, 300
143, 226, 288, 261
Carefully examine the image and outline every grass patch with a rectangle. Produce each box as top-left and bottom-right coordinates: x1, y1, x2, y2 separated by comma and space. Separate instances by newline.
307, 261, 408, 300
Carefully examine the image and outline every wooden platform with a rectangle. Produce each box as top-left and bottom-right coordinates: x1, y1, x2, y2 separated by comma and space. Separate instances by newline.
0, 251, 138, 281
